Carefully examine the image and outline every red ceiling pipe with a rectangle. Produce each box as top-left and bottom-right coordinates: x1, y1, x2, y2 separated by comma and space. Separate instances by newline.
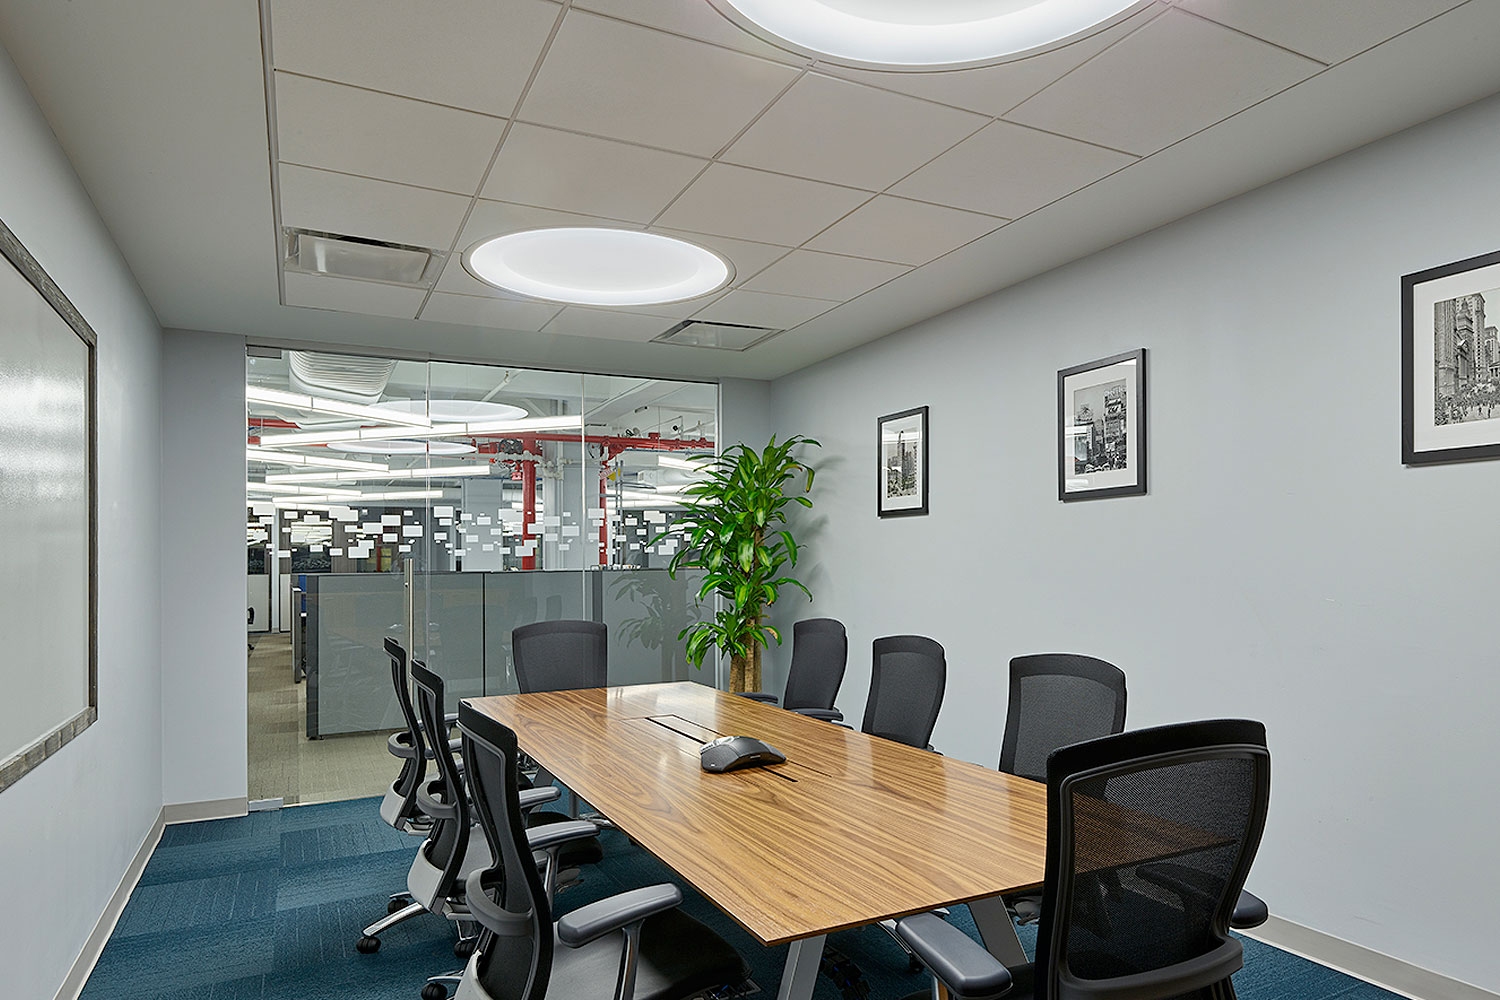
520, 435, 537, 571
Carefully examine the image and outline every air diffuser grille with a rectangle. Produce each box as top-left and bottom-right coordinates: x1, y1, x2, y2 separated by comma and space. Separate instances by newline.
284, 228, 438, 285
653, 320, 780, 351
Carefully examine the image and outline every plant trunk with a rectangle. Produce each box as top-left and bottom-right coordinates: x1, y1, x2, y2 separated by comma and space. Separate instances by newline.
729, 645, 763, 693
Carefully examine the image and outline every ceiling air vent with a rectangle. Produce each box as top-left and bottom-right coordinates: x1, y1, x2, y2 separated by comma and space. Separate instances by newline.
284, 228, 439, 285
288, 350, 397, 403
653, 320, 780, 352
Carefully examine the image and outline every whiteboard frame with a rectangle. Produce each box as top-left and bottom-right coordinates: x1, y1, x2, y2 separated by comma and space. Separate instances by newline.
0, 216, 98, 794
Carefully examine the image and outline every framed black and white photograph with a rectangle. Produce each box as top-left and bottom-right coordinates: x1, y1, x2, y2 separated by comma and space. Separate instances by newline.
1402, 249, 1500, 465
1058, 349, 1146, 502
877, 405, 928, 517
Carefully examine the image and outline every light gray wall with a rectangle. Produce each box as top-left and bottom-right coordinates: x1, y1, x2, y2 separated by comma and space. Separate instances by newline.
160, 329, 248, 806
0, 42, 165, 1000
769, 92, 1500, 992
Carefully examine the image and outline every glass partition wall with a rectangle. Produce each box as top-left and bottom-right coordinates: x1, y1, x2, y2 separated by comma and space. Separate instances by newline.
246, 349, 717, 805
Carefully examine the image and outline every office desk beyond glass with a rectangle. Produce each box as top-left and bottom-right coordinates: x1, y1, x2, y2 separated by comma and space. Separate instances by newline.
465, 681, 1047, 1000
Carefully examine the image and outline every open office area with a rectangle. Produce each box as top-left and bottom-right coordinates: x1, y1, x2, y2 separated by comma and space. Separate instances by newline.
1, 3, 1498, 1000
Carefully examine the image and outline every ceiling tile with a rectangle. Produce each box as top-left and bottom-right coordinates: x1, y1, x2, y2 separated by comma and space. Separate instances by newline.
419, 291, 563, 331
542, 307, 680, 342
805, 196, 1004, 266
269, 0, 560, 117
282, 272, 425, 319
275, 73, 505, 193
278, 164, 471, 250
1005, 10, 1322, 155
482, 124, 706, 223
891, 121, 1136, 219
608, 291, 728, 320
433, 256, 533, 300
814, 5, 1164, 117
456, 199, 643, 257
569, 0, 806, 65
519, 10, 800, 156
744, 250, 908, 300
655, 164, 869, 246
695, 289, 836, 329
722, 73, 986, 190
646, 228, 792, 286
1179, 0, 1462, 65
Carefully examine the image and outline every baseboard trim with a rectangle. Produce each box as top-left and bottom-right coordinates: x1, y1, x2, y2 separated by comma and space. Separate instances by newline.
163, 796, 248, 824
1246, 915, 1498, 1000
53, 807, 165, 1000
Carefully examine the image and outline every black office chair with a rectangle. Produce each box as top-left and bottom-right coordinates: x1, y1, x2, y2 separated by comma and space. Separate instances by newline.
448, 701, 750, 1000
895, 719, 1272, 1000
1000, 653, 1127, 926
861, 635, 946, 750
738, 617, 848, 721
512, 619, 607, 693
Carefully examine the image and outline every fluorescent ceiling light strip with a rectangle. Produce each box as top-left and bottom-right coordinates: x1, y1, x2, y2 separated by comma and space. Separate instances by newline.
657, 454, 711, 470
259, 414, 583, 448
265, 465, 493, 484
247, 386, 432, 428
271, 488, 447, 508
245, 448, 390, 473
247, 481, 362, 498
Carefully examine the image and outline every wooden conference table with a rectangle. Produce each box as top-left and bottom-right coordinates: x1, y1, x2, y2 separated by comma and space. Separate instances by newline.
466, 681, 1047, 1000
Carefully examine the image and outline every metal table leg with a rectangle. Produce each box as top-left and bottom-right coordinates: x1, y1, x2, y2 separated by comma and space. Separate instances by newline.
967, 895, 1029, 968
777, 934, 826, 1000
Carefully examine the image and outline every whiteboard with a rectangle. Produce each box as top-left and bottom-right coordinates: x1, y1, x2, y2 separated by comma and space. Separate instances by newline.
0, 219, 95, 794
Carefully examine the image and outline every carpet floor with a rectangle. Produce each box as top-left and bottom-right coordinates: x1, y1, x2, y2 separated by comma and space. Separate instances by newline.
80, 797, 1401, 1000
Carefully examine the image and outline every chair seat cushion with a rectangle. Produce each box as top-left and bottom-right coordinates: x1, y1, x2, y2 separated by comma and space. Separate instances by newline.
549, 907, 748, 1000
526, 810, 604, 868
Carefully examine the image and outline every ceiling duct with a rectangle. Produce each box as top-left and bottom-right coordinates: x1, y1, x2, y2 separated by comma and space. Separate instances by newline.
287, 351, 397, 403
653, 320, 780, 352
284, 228, 439, 285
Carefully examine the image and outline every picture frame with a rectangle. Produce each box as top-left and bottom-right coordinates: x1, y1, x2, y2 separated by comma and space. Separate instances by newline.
1401, 249, 1500, 465
877, 405, 928, 517
1058, 349, 1146, 502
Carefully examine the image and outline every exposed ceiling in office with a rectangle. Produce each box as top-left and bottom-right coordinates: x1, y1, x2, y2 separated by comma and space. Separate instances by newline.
2, 1, 1500, 380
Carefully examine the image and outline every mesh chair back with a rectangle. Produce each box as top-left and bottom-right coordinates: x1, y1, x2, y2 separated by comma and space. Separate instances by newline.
512, 620, 607, 694
781, 618, 848, 712
1035, 720, 1270, 1000
459, 702, 553, 1000
384, 638, 428, 822
861, 635, 946, 749
409, 661, 471, 903
1000, 653, 1127, 783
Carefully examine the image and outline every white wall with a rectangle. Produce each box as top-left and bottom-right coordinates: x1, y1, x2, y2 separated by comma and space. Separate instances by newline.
0, 42, 165, 1000
160, 329, 247, 806
769, 93, 1500, 992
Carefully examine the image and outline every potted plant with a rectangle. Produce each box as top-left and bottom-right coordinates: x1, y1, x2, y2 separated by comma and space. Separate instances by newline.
654, 435, 819, 692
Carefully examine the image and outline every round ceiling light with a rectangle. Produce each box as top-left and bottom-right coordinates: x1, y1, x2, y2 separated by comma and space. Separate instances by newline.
330, 440, 477, 456
708, 0, 1150, 70
372, 398, 528, 423
464, 228, 733, 307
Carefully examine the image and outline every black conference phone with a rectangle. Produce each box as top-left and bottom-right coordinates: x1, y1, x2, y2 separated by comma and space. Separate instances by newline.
699, 735, 786, 773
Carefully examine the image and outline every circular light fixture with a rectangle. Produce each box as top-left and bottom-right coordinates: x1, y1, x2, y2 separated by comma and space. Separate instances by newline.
331, 440, 477, 456
372, 398, 528, 423
464, 228, 733, 306
708, 0, 1150, 70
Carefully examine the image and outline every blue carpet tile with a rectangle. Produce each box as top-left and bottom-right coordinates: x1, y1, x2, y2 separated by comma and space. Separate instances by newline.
81, 796, 1404, 1000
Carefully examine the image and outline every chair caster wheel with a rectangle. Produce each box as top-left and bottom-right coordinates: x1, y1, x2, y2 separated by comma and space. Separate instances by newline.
356, 935, 381, 954
454, 936, 476, 960
388, 896, 412, 914
421, 983, 450, 1000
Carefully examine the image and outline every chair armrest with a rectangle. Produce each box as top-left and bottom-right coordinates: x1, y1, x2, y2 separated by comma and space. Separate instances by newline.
557, 884, 682, 948
735, 691, 780, 705
525, 819, 599, 853
417, 778, 459, 821
519, 786, 562, 811
387, 731, 418, 759
1233, 890, 1268, 929
895, 912, 1013, 1000
792, 707, 843, 722
416, 712, 461, 729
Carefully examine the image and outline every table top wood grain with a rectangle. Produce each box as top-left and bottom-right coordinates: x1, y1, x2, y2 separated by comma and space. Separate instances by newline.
465, 681, 1048, 945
